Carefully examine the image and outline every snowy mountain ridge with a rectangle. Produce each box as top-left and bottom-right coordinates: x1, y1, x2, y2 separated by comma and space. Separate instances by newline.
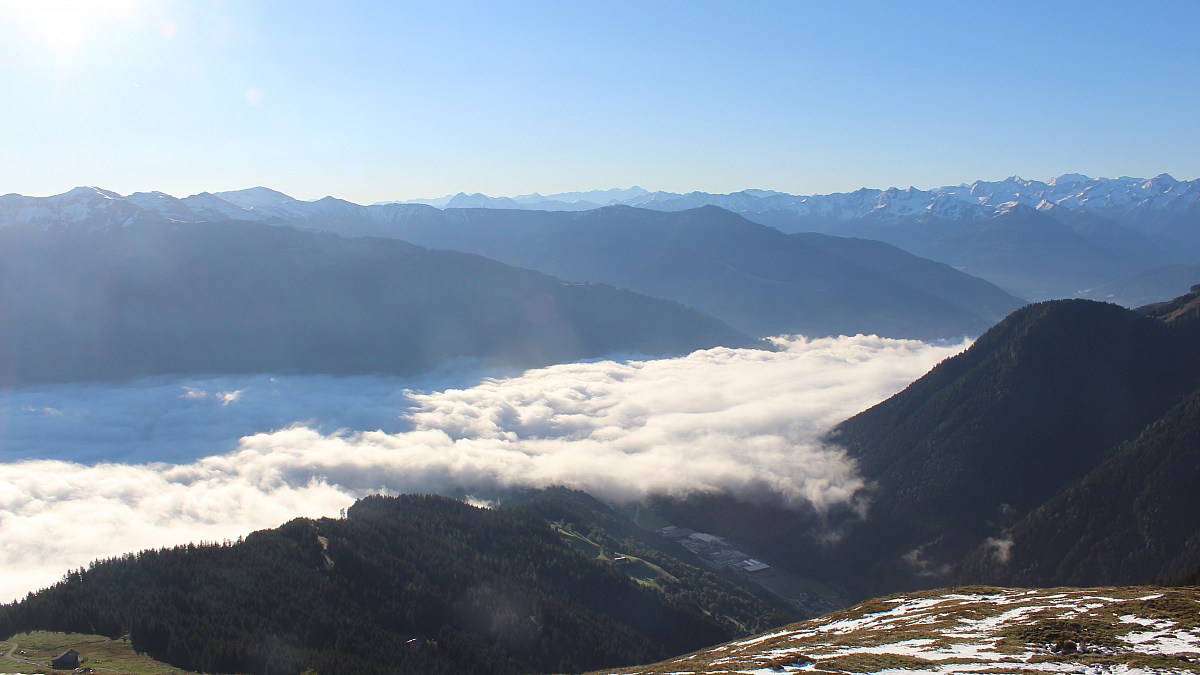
3, 172, 1194, 233
400, 172, 1200, 227
2, 174, 1197, 303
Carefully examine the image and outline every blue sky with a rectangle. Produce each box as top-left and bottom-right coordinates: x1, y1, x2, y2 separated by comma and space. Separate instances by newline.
0, 0, 1196, 203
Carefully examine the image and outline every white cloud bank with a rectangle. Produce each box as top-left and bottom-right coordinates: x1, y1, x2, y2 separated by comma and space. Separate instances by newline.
0, 335, 966, 601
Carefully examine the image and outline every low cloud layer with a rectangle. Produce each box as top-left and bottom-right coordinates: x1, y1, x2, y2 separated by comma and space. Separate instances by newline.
0, 335, 966, 601
0, 368, 492, 464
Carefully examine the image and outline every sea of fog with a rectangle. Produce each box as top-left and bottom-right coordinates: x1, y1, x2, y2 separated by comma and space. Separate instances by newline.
0, 335, 968, 601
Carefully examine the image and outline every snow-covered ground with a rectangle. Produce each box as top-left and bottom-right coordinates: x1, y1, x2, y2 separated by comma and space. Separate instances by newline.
598, 586, 1200, 674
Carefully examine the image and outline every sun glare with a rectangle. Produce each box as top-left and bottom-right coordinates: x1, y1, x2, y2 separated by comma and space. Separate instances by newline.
1, 0, 142, 60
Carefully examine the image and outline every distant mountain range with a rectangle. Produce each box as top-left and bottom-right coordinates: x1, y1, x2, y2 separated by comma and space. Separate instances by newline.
336, 205, 1023, 339
396, 174, 1200, 301
11, 172, 1195, 303
0, 216, 745, 385
0, 187, 1025, 342
403, 174, 1198, 244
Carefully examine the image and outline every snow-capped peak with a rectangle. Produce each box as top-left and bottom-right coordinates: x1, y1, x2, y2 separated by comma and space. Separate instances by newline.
1048, 172, 1091, 186
993, 200, 1027, 216
213, 186, 296, 209
59, 186, 123, 201
1141, 173, 1179, 192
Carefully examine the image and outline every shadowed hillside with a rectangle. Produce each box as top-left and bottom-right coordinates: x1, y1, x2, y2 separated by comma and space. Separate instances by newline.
828, 296, 1200, 596
0, 219, 748, 385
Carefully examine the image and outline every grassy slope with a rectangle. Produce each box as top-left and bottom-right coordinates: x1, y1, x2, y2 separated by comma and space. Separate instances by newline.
0, 631, 196, 674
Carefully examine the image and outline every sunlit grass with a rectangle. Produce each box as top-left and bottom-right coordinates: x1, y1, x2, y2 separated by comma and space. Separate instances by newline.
0, 631, 196, 675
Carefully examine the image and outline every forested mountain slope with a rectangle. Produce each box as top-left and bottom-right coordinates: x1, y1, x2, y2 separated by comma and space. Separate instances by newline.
827, 291, 1200, 596
0, 493, 792, 675
959, 386, 1200, 586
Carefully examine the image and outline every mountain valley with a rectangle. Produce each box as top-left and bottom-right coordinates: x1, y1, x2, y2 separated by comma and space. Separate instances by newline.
1, 180, 1198, 675
5, 1, 1198, 672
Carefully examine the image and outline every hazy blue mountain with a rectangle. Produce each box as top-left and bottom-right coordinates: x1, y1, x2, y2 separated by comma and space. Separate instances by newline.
0, 186, 156, 230
0, 218, 747, 385
0, 188, 1024, 340
395, 186, 651, 210
213, 186, 297, 209
393, 173, 1200, 300
1079, 264, 1200, 306
367, 205, 1025, 339
735, 199, 1170, 301
620, 174, 1200, 263
905, 204, 1147, 300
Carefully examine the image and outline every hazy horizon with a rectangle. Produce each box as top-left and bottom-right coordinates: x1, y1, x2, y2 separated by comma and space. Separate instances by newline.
13, 168, 1200, 208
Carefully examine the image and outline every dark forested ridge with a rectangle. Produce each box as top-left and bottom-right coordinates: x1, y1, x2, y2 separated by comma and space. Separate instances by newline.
0, 493, 793, 675
1137, 283, 1200, 326
958, 385, 1200, 586
0, 219, 748, 385
826, 294, 1200, 595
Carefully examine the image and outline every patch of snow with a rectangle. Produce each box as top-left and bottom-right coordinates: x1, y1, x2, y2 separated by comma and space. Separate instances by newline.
1119, 614, 1166, 627
944, 603, 1046, 639
731, 628, 801, 647
1121, 627, 1200, 654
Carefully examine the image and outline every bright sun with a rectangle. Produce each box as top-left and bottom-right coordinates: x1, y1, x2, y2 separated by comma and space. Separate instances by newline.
0, 0, 143, 60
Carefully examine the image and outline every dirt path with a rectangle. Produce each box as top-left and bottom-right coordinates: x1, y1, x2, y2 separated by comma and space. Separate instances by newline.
0, 639, 42, 669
